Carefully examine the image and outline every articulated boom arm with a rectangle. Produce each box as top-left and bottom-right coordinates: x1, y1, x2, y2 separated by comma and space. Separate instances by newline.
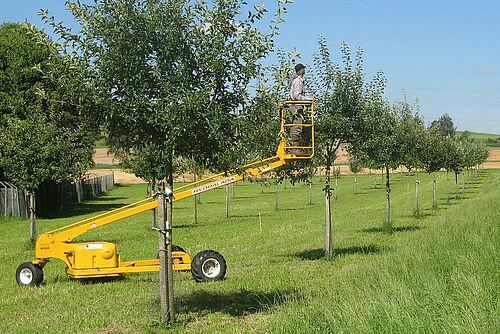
35, 101, 314, 256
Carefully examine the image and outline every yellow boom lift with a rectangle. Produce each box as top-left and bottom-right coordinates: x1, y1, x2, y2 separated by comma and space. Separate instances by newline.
16, 101, 314, 286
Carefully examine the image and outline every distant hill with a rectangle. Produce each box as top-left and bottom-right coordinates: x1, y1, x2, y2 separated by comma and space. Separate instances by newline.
457, 131, 500, 148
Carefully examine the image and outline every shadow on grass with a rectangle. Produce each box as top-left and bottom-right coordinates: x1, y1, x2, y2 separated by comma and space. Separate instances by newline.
175, 288, 299, 317
294, 244, 383, 260
230, 213, 262, 218
360, 225, 421, 233
40, 200, 129, 219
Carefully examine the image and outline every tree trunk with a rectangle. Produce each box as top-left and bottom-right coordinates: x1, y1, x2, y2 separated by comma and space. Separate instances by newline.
308, 178, 313, 206
157, 183, 168, 322
385, 166, 391, 231
195, 173, 201, 204
151, 177, 157, 228
165, 179, 174, 322
354, 175, 357, 194
76, 179, 83, 203
455, 172, 458, 198
274, 183, 279, 211
324, 161, 333, 259
446, 172, 450, 205
193, 173, 198, 225
415, 178, 420, 218
225, 184, 229, 218
334, 176, 338, 200
461, 173, 464, 194
432, 174, 437, 209
159, 169, 174, 322
28, 191, 36, 243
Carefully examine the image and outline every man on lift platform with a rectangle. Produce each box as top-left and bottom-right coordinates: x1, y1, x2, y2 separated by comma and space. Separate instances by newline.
290, 63, 314, 154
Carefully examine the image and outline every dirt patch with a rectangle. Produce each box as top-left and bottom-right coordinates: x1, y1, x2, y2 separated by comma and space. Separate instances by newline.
93, 148, 119, 165
488, 149, 500, 161
88, 169, 146, 184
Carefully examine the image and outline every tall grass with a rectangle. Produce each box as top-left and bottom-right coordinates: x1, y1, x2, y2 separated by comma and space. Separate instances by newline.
0, 170, 497, 333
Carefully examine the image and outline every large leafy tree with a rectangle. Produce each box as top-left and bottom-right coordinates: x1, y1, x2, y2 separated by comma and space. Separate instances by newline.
45, 0, 290, 184
43, 0, 292, 321
0, 23, 99, 240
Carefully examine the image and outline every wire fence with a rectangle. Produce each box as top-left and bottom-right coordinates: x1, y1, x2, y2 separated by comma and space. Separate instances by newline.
0, 172, 114, 218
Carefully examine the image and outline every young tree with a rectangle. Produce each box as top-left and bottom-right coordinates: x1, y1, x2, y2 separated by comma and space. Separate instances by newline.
395, 98, 426, 173
353, 97, 402, 231
421, 128, 447, 208
312, 38, 386, 256
349, 158, 363, 194
394, 98, 425, 216
0, 23, 99, 241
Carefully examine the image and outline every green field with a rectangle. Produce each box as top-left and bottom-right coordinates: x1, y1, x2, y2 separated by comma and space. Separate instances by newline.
1, 170, 498, 333
457, 131, 500, 148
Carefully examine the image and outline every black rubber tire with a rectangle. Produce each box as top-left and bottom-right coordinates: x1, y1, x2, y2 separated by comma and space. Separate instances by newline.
16, 262, 44, 286
191, 250, 226, 282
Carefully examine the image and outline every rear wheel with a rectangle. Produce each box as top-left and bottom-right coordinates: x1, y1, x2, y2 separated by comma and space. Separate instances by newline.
191, 250, 226, 282
16, 262, 44, 286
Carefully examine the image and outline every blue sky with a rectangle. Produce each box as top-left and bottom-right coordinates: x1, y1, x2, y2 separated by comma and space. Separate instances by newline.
1, 0, 499, 134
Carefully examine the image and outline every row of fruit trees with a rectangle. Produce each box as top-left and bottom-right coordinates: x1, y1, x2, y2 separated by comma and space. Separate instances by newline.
0, 0, 489, 322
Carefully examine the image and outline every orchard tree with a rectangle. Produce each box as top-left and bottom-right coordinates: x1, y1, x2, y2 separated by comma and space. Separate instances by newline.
395, 97, 425, 173
441, 136, 466, 201
429, 113, 456, 137
44, 0, 293, 321
0, 23, 99, 241
421, 128, 447, 208
394, 97, 426, 216
353, 97, 401, 231
312, 38, 386, 255
349, 158, 363, 194
44, 0, 292, 184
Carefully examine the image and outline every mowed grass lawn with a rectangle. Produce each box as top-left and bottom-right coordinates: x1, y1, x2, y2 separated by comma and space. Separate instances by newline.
0, 170, 498, 334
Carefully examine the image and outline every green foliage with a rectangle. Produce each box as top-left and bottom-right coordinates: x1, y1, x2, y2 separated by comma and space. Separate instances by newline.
354, 99, 401, 171
394, 97, 426, 172
429, 113, 456, 137
312, 38, 388, 175
349, 158, 363, 174
44, 0, 292, 182
0, 23, 98, 189
241, 48, 317, 186
421, 128, 448, 174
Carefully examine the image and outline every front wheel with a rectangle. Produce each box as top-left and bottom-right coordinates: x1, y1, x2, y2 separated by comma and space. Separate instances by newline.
16, 262, 44, 286
191, 250, 226, 282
